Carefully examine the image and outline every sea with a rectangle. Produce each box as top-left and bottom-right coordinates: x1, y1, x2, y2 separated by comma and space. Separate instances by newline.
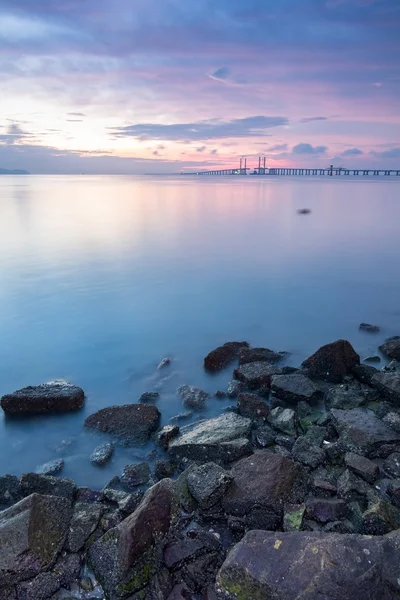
0, 174, 399, 488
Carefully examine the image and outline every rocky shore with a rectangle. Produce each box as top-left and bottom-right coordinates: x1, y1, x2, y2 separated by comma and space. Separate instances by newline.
1, 336, 400, 599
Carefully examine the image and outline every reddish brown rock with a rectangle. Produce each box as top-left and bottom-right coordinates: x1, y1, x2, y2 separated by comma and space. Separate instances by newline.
204, 342, 249, 372
302, 339, 360, 382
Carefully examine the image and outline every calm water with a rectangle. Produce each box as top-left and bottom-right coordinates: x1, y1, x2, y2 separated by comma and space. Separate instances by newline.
0, 174, 399, 488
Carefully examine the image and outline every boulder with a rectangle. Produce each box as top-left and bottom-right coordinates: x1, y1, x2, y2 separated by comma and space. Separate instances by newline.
156, 425, 180, 450
0, 493, 71, 588
371, 371, 400, 404
217, 529, 400, 600
36, 459, 64, 476
121, 463, 150, 489
233, 361, 283, 388
237, 393, 268, 422
66, 502, 103, 552
344, 452, 379, 484
16, 572, 61, 600
177, 385, 210, 410
138, 392, 159, 403
90, 442, 114, 466
84, 404, 160, 445
187, 463, 233, 509
325, 386, 366, 410
382, 453, 400, 479
267, 407, 296, 436
0, 380, 84, 415
53, 552, 81, 587
331, 408, 400, 456
291, 436, 325, 468
168, 413, 252, 464
359, 323, 380, 333
238, 347, 286, 365
271, 373, 322, 404
89, 479, 179, 599
302, 339, 360, 382
0, 475, 21, 506
383, 412, 400, 433
363, 355, 381, 363
204, 342, 249, 371
352, 363, 379, 385
20, 473, 76, 501
380, 339, 400, 360
305, 497, 348, 523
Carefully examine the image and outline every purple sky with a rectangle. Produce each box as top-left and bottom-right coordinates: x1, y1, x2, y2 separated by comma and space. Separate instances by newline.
0, 0, 399, 173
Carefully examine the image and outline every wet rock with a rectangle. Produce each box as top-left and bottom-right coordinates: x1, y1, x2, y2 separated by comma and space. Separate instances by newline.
363, 355, 381, 363
154, 460, 175, 480
271, 373, 322, 404
345, 452, 379, 483
371, 371, 400, 404
302, 339, 360, 383
359, 322, 380, 333
84, 403, 160, 445
238, 346, 286, 365
331, 407, 400, 456
233, 361, 283, 388
0, 493, 71, 588
267, 407, 296, 436
36, 459, 64, 476
53, 552, 81, 587
325, 386, 366, 409
223, 450, 308, 525
187, 463, 233, 509
226, 380, 244, 398
16, 572, 61, 600
236, 393, 268, 422
0, 380, 85, 416
66, 503, 103, 552
387, 480, 400, 508
204, 341, 249, 372
178, 385, 210, 410
305, 497, 348, 523
89, 479, 180, 599
156, 425, 180, 450
157, 357, 171, 369
380, 338, 400, 360
283, 503, 305, 532
138, 391, 160, 403
90, 442, 114, 466
362, 499, 400, 535
252, 424, 275, 448
121, 462, 150, 489
291, 436, 325, 468
20, 473, 76, 501
382, 453, 400, 479
0, 475, 21, 506
168, 412, 252, 464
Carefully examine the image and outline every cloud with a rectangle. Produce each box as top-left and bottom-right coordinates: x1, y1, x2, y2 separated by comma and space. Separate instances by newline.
341, 147, 363, 156
66, 119, 83, 122
209, 67, 231, 82
0, 123, 33, 145
112, 116, 288, 142
211, 149, 218, 155
268, 143, 288, 152
292, 143, 327, 154
299, 117, 328, 123
68, 112, 85, 117
152, 150, 159, 156
371, 147, 400, 159
196, 146, 206, 152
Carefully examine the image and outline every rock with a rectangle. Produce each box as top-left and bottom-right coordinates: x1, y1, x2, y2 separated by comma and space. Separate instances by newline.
0, 493, 71, 588
187, 463, 233, 509
170, 412, 192, 423
362, 499, 400, 535
236, 393, 268, 421
233, 361, 283, 388
16, 572, 61, 600
66, 503, 103, 552
1, 380, 84, 416
157, 357, 171, 369
363, 355, 381, 363
36, 459, 64, 476
345, 452, 379, 483
238, 347, 286, 365
380, 338, 400, 360
217, 529, 400, 599
383, 412, 400, 434
163, 538, 207, 570
214, 390, 226, 399
305, 497, 348, 523
283, 503, 305, 532
89, 479, 179, 599
204, 342, 249, 371
371, 371, 400, 404
182, 552, 223, 593
226, 380, 244, 398
166, 584, 190, 600
20, 473, 76, 501
337, 469, 376, 502
138, 392, 160, 404
267, 407, 296, 436
325, 386, 366, 410
252, 424, 275, 448
359, 322, 380, 333
0, 475, 21, 506
382, 453, 400, 479
168, 412, 252, 464
297, 400, 312, 419
276, 434, 296, 450
156, 425, 180, 450
302, 339, 360, 382
76, 487, 104, 503
53, 552, 81, 587
291, 436, 325, 468
271, 374, 322, 404
312, 478, 337, 498
84, 403, 160, 445
90, 442, 114, 466
387, 479, 400, 508
178, 385, 210, 410
324, 520, 356, 533
384, 359, 400, 373
331, 408, 400, 456
223, 450, 308, 527
121, 462, 150, 489
352, 363, 379, 385
154, 460, 175, 481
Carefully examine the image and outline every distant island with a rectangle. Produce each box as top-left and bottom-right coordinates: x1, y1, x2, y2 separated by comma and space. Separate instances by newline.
0, 168, 30, 175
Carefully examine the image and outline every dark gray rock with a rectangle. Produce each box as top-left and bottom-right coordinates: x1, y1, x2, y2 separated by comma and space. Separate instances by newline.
84, 403, 160, 445
359, 322, 380, 333
337, 469, 376, 503
53, 552, 81, 587
16, 572, 61, 600
76, 487, 104, 503
0, 493, 71, 588
352, 363, 379, 385
0, 475, 21, 506
204, 341, 249, 371
1, 380, 84, 416
382, 453, 400, 479
234, 361, 283, 388
384, 359, 400, 373
267, 407, 296, 436
20, 473, 76, 501
345, 452, 379, 483
380, 339, 400, 360
331, 407, 400, 456
187, 463, 233, 509
156, 425, 180, 450
271, 374, 322, 403
138, 392, 160, 404
163, 537, 209, 570
178, 385, 210, 410
387, 479, 400, 508
325, 386, 366, 409
36, 459, 64, 476
154, 460, 175, 481
238, 347, 286, 365
90, 442, 114, 466
252, 424, 275, 448
157, 357, 171, 370
275, 434, 295, 450
363, 355, 381, 363
236, 393, 268, 422
121, 462, 150, 489
304, 425, 328, 446
226, 380, 244, 398
181, 552, 223, 593
302, 339, 360, 383
362, 499, 400, 535
297, 400, 312, 419
292, 436, 325, 468
305, 497, 348, 523
371, 371, 400, 404
168, 412, 252, 464
66, 502, 103, 552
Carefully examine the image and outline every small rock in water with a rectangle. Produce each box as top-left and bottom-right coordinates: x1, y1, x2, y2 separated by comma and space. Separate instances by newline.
1, 380, 85, 415
379, 339, 400, 360
204, 341, 249, 372
363, 355, 381, 363
215, 390, 227, 399
36, 458, 64, 476
170, 411, 193, 422
157, 357, 171, 369
156, 425, 180, 450
226, 380, 244, 398
121, 462, 151, 489
138, 391, 160, 403
90, 442, 114, 466
359, 323, 380, 333
297, 208, 311, 214
178, 385, 210, 410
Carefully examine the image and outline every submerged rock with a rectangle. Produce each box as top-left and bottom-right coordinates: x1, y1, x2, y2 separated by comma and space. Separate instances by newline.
204, 341, 249, 372
177, 385, 210, 410
302, 339, 360, 382
380, 339, 400, 360
84, 403, 160, 445
238, 347, 286, 365
234, 361, 283, 388
359, 323, 380, 333
271, 373, 322, 404
36, 459, 64, 476
90, 442, 114, 466
0, 380, 84, 415
138, 391, 160, 404
157, 357, 171, 370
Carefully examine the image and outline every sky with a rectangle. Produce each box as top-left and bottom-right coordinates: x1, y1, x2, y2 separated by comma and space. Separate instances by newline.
0, 0, 399, 173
